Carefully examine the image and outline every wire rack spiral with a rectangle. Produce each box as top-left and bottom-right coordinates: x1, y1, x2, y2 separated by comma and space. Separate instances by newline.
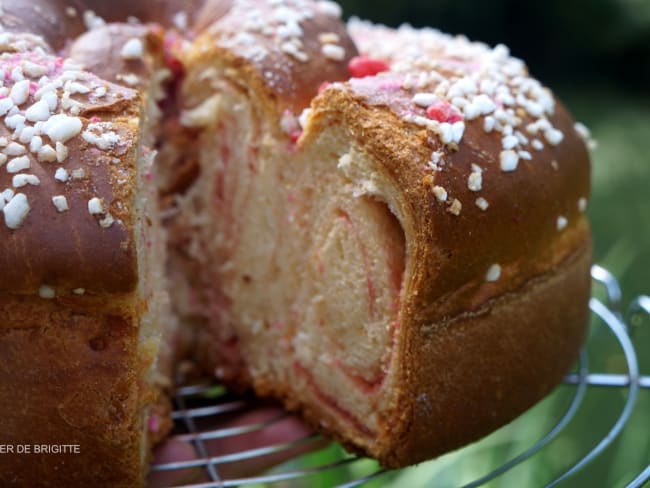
150, 265, 650, 487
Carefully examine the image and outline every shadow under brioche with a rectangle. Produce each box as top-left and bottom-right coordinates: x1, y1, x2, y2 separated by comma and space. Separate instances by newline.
0, 0, 591, 484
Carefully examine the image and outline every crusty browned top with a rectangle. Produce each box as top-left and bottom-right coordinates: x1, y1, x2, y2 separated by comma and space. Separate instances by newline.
308, 20, 591, 322
67, 23, 163, 91
0, 0, 205, 50
0, 0, 356, 296
0, 32, 142, 295
189, 0, 357, 113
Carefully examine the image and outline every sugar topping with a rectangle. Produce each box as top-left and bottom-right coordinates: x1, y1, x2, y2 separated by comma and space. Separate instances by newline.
51, 195, 69, 212
44, 115, 83, 143
574, 122, 597, 150
120, 38, 144, 60
319, 32, 341, 44
475, 197, 489, 211
56, 142, 69, 163
413, 93, 437, 107
88, 197, 104, 215
99, 213, 115, 229
83, 10, 106, 31
448, 198, 462, 216
317, 1, 343, 18
499, 150, 519, 172
213, 0, 346, 71
87, 197, 115, 228
116, 73, 140, 86
215, 0, 313, 64
82, 123, 121, 150
12, 174, 40, 187
10, 80, 30, 105
298, 108, 312, 129
54, 167, 69, 182
0, 99, 13, 116
502, 134, 519, 150
321, 44, 346, 61
4, 142, 26, 156
485, 264, 502, 282
3, 192, 30, 229
432, 185, 447, 202
467, 164, 483, 191
173, 11, 189, 31
6, 156, 31, 173
348, 56, 390, 78
1, 189, 15, 202
346, 19, 581, 217
37, 145, 57, 163
0, 31, 133, 232
544, 128, 564, 146
38, 284, 56, 299
578, 197, 588, 213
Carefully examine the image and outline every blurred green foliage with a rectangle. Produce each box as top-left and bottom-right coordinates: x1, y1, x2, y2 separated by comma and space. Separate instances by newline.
568, 88, 650, 305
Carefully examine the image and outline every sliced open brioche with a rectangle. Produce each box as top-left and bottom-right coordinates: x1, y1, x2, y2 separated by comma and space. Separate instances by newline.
0, 0, 592, 481
0, 13, 173, 488
165, 1, 592, 467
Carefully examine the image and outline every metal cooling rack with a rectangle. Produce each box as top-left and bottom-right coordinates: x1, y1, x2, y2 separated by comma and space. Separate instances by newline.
150, 265, 650, 487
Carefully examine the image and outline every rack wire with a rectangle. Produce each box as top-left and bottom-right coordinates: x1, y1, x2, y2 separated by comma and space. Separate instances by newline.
150, 265, 650, 487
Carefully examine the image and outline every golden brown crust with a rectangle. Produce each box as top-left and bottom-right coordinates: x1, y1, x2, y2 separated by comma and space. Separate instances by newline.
287, 31, 592, 459
0, 45, 142, 294
0, 295, 149, 487
241, 233, 590, 467
0, 0, 206, 50
387, 234, 591, 465
71, 0, 206, 28
188, 0, 357, 114
308, 74, 590, 323
290, 30, 592, 462
0, 128, 140, 294
0, 5, 169, 486
67, 23, 162, 89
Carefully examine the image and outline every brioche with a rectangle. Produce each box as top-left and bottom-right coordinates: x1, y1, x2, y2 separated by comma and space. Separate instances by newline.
0, 0, 592, 484
0, 3, 177, 487
168, 0, 591, 468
